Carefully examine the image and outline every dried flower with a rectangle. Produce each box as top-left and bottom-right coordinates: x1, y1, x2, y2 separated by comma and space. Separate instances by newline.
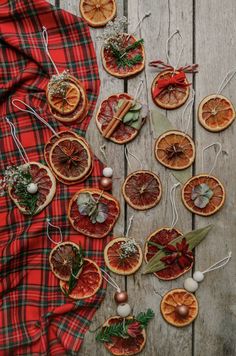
191, 183, 213, 208
97, 16, 128, 50
161, 238, 193, 269
48, 70, 70, 98
120, 238, 138, 259
77, 193, 108, 224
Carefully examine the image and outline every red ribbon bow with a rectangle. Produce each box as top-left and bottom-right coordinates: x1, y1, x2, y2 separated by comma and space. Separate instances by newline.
153, 71, 190, 98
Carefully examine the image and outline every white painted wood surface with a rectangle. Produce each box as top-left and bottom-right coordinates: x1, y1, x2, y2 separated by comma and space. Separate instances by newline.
51, 1, 236, 355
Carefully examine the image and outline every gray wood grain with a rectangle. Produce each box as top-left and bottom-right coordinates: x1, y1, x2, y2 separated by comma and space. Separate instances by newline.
48, 1, 236, 355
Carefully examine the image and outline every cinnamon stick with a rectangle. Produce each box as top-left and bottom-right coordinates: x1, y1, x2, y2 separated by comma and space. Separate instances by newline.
103, 99, 133, 139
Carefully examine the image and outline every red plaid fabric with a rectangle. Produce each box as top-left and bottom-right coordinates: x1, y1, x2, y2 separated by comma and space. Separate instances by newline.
0, 0, 108, 354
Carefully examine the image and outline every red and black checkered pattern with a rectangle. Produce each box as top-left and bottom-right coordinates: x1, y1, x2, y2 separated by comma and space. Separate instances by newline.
0, 0, 109, 354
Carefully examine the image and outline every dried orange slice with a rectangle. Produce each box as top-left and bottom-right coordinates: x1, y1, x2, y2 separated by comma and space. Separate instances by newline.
102, 34, 145, 78
198, 94, 235, 132
160, 288, 198, 327
8, 162, 56, 215
48, 136, 92, 183
104, 237, 143, 275
151, 70, 190, 109
60, 258, 102, 299
122, 170, 162, 211
102, 316, 146, 355
80, 0, 116, 28
182, 174, 225, 216
49, 241, 83, 282
68, 188, 120, 238
154, 130, 195, 170
47, 75, 88, 124
144, 227, 193, 280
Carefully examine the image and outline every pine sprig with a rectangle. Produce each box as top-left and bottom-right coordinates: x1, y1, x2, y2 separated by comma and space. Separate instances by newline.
14, 169, 38, 215
110, 39, 144, 69
136, 309, 155, 329
125, 38, 144, 52
63, 246, 84, 296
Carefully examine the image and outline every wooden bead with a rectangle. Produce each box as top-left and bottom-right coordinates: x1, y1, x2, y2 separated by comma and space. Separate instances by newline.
175, 304, 189, 318
114, 291, 128, 304
100, 177, 112, 190
117, 303, 131, 317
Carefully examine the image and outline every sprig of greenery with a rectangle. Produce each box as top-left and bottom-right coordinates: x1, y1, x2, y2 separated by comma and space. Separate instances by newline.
63, 246, 84, 296
110, 39, 144, 69
136, 309, 155, 329
125, 38, 144, 52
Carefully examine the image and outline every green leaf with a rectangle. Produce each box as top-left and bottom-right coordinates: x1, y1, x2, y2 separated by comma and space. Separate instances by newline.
136, 309, 155, 329
123, 112, 135, 123
64, 246, 84, 296
143, 225, 213, 274
191, 183, 213, 208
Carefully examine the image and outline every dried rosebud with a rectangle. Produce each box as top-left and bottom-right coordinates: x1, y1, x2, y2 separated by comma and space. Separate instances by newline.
127, 321, 142, 338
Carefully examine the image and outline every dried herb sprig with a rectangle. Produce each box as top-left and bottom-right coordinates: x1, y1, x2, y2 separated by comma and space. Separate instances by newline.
62, 246, 84, 296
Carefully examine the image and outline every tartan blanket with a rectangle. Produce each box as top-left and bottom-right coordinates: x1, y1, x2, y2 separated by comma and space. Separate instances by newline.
0, 0, 108, 354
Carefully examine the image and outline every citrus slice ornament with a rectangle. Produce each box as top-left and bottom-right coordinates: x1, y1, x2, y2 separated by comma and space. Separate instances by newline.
149, 30, 198, 110
80, 0, 117, 28
160, 288, 198, 327
182, 142, 225, 216
42, 27, 88, 124
96, 92, 148, 144
155, 130, 195, 170
2, 118, 56, 216
122, 170, 162, 211
99, 16, 148, 78
198, 69, 236, 132
68, 188, 120, 238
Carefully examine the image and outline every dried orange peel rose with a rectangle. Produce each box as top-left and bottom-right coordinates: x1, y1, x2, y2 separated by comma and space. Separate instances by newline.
182, 174, 225, 216
198, 94, 235, 132
122, 170, 162, 211
80, 0, 116, 28
104, 237, 143, 275
160, 288, 198, 327
155, 130, 195, 170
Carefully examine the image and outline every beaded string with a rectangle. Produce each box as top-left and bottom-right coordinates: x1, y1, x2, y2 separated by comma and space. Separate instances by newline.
42, 26, 60, 75
170, 183, 181, 229
201, 252, 232, 274
125, 147, 143, 170
4, 117, 30, 165
100, 268, 121, 292
201, 142, 222, 175
99, 144, 108, 164
12, 99, 59, 138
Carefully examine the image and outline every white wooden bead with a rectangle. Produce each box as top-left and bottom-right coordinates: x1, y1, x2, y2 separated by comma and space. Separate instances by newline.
183, 277, 198, 292
193, 271, 205, 282
27, 183, 38, 194
103, 167, 113, 177
117, 303, 131, 318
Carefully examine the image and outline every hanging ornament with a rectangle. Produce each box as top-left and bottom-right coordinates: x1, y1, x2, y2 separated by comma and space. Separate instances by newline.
93, 269, 155, 355
160, 288, 198, 327
183, 251, 232, 292
198, 69, 236, 132
154, 92, 196, 170
98, 15, 150, 78
46, 219, 102, 299
68, 188, 120, 238
182, 143, 226, 216
42, 27, 88, 124
122, 148, 162, 211
104, 216, 143, 275
149, 30, 198, 110
0, 118, 56, 216
96, 81, 148, 144
79, 0, 117, 28
12, 100, 94, 185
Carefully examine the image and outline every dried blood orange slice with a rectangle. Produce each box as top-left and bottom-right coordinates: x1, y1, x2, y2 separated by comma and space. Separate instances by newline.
102, 34, 145, 78
49, 241, 83, 282
154, 130, 195, 170
96, 93, 146, 144
60, 258, 102, 299
182, 174, 225, 216
80, 0, 116, 28
49, 136, 92, 183
104, 237, 143, 275
122, 170, 162, 211
8, 162, 56, 215
198, 94, 235, 132
47, 75, 88, 124
102, 316, 146, 355
144, 227, 193, 280
160, 288, 198, 327
68, 188, 120, 238
151, 70, 190, 109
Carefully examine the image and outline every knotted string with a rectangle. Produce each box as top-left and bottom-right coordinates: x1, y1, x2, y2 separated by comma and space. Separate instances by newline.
201, 142, 222, 175
132, 12, 151, 36
46, 218, 63, 245
217, 69, 236, 95
181, 89, 195, 135
166, 29, 184, 71
125, 147, 143, 170
4, 117, 30, 165
42, 26, 60, 75
99, 144, 108, 164
134, 79, 144, 101
170, 183, 180, 229
12, 99, 59, 138
202, 252, 232, 274
125, 215, 134, 238
100, 268, 121, 292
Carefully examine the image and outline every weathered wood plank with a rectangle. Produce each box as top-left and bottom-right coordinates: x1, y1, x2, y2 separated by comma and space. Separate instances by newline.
194, 1, 236, 355
126, 1, 194, 355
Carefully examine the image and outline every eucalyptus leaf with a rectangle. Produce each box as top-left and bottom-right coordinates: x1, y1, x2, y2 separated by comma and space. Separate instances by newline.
143, 225, 213, 274
123, 112, 135, 123
77, 193, 91, 205
191, 183, 213, 208
130, 102, 142, 111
